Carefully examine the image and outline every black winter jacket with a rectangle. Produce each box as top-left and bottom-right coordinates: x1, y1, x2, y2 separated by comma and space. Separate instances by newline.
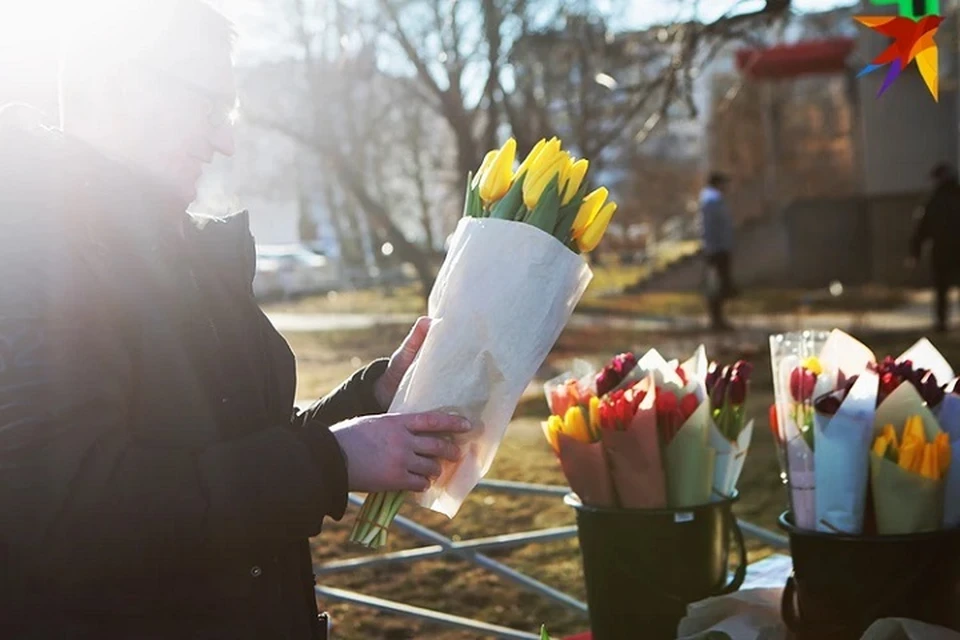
0, 117, 385, 639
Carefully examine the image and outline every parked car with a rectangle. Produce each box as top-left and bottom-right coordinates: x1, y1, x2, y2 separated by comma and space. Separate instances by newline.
254, 244, 340, 299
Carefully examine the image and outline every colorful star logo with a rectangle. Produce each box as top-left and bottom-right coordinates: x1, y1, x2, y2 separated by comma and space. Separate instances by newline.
854, 13, 943, 101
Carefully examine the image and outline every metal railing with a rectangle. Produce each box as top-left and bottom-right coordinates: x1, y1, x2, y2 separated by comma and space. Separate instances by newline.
314, 480, 790, 639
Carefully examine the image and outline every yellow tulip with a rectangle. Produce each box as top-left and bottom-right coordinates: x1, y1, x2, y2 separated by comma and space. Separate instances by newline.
523, 149, 569, 209
479, 138, 516, 204
900, 441, 921, 472
882, 423, 898, 446
561, 159, 589, 205
472, 150, 498, 189
577, 201, 618, 253
589, 396, 601, 437
873, 431, 893, 458
543, 415, 563, 453
523, 138, 561, 180
936, 432, 951, 471
562, 406, 591, 443
515, 138, 548, 177
801, 356, 823, 376
571, 187, 608, 240
903, 416, 925, 447
920, 443, 939, 480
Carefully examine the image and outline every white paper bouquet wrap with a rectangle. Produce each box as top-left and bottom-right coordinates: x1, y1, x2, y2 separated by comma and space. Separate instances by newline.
403, 217, 592, 516
812, 331, 877, 535
349, 217, 592, 548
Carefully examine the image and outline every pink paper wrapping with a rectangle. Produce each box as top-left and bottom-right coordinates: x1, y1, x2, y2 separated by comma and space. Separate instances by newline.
557, 432, 616, 508
600, 383, 667, 509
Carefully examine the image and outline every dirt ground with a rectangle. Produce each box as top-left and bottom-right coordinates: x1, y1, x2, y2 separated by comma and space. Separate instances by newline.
287, 320, 960, 640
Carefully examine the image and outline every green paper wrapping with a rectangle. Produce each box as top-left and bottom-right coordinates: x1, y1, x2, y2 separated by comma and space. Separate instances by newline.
869, 452, 944, 535
665, 400, 716, 508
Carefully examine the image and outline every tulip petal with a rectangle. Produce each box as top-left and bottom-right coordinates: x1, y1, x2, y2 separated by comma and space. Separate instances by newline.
562, 159, 589, 205
472, 150, 497, 189
479, 138, 517, 203
577, 201, 618, 253
571, 187, 607, 240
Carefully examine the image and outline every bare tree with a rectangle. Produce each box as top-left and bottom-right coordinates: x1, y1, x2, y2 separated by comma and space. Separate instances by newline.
245, 0, 795, 298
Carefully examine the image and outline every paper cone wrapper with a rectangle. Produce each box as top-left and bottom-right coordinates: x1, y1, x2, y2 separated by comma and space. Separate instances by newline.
543, 359, 595, 414
391, 218, 592, 517
936, 393, 960, 441
786, 433, 816, 530
936, 394, 960, 527
874, 382, 941, 442
557, 433, 616, 508
636, 348, 685, 388
869, 453, 944, 535
709, 419, 753, 500
818, 329, 876, 376
813, 370, 878, 535
944, 445, 960, 528
665, 400, 716, 508
600, 379, 667, 508
898, 337, 955, 385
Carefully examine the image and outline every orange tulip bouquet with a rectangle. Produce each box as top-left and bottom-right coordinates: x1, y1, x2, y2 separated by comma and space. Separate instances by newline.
542, 346, 755, 510
350, 138, 618, 548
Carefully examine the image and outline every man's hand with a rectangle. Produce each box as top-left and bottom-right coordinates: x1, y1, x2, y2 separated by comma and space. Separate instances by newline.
331, 411, 469, 493
374, 316, 431, 410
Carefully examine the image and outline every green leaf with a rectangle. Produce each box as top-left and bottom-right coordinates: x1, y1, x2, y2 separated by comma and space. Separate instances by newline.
539, 624, 551, 640
489, 173, 526, 220
524, 175, 561, 234
553, 200, 580, 243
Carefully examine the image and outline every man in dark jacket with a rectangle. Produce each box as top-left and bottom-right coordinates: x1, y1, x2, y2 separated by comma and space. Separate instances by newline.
0, 2, 467, 638
910, 162, 960, 332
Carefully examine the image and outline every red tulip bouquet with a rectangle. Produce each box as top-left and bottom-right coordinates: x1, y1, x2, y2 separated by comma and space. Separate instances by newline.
543, 347, 754, 510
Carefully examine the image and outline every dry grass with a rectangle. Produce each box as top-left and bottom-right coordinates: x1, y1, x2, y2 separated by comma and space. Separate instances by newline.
264, 264, 655, 318
288, 319, 960, 640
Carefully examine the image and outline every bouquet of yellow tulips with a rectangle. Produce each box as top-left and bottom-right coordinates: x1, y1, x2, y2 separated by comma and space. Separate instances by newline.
464, 138, 618, 254
350, 139, 614, 548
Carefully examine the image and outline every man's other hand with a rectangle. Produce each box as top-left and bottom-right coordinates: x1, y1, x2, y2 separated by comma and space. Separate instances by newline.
374, 316, 431, 410
331, 412, 469, 493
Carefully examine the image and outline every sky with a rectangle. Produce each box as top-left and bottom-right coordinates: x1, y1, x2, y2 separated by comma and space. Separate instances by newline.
0, 0, 856, 110
622, 0, 856, 27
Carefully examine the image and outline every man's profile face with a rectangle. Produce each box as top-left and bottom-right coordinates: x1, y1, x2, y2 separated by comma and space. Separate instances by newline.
121, 43, 237, 206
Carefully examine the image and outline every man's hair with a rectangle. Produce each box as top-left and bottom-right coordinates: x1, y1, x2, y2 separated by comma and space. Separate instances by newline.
58, 0, 235, 128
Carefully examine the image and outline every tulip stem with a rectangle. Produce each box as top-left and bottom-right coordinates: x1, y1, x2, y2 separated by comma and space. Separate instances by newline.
349, 490, 408, 549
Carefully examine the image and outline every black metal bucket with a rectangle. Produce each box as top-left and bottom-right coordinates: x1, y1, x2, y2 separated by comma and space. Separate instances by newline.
779, 511, 960, 640
566, 493, 746, 640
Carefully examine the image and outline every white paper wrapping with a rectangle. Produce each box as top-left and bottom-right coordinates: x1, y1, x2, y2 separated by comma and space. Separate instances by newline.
813, 370, 879, 534
390, 217, 592, 518
710, 419, 754, 499
899, 338, 955, 384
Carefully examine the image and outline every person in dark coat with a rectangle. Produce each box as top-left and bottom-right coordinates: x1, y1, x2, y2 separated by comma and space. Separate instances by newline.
699, 171, 736, 331
0, 3, 467, 639
910, 161, 960, 332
